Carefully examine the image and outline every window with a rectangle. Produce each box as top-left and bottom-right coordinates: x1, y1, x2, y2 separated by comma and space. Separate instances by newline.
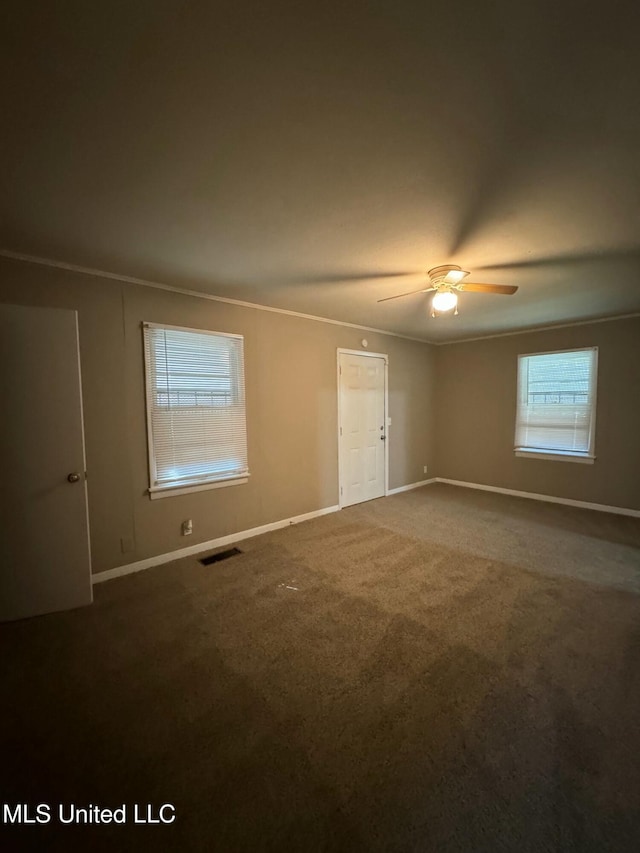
143, 323, 249, 498
514, 347, 597, 463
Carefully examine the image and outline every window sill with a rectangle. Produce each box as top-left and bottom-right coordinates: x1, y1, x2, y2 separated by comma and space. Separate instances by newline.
149, 475, 249, 500
515, 450, 595, 464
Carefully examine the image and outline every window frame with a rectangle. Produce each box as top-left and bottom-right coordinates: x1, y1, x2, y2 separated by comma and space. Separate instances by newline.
142, 322, 249, 499
514, 346, 598, 464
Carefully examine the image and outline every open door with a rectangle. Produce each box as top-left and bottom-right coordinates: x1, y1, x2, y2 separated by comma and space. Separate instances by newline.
0, 304, 92, 621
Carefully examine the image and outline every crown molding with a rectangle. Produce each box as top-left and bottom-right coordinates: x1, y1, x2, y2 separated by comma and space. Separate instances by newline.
0, 249, 430, 344
434, 312, 640, 345
2, 248, 637, 347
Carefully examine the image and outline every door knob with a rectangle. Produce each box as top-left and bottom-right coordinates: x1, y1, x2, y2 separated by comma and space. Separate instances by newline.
380, 435, 386, 441
67, 473, 81, 483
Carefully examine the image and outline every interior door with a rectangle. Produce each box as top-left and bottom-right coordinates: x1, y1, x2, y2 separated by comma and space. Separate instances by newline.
339, 351, 386, 507
0, 304, 92, 621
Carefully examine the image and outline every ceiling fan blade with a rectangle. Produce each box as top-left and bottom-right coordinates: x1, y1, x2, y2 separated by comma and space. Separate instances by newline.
284, 271, 415, 285
443, 268, 469, 284
476, 247, 640, 272
377, 286, 435, 303
460, 282, 518, 295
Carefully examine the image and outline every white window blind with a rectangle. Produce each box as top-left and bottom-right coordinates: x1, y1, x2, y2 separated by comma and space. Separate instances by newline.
515, 347, 597, 458
143, 324, 248, 494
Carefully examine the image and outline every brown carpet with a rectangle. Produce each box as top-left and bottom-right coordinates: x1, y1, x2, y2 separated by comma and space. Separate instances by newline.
1, 483, 639, 852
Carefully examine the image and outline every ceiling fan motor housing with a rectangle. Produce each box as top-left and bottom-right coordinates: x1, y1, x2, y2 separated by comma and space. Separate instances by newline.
427, 264, 463, 280
427, 265, 469, 289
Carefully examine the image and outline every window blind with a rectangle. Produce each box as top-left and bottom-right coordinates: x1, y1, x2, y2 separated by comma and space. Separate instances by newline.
515, 348, 597, 456
143, 324, 248, 492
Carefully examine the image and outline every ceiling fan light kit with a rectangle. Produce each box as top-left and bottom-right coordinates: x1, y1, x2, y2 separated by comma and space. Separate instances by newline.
378, 264, 518, 318
431, 290, 458, 312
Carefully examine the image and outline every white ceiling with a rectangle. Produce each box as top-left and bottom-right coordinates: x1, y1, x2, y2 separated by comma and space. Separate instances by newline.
1, 0, 639, 342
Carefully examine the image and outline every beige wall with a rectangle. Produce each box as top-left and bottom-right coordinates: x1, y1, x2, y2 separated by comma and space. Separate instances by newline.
434, 317, 640, 511
4, 252, 635, 577
0, 256, 436, 573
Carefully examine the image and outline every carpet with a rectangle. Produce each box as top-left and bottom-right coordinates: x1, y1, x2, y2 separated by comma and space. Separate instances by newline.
1, 484, 639, 851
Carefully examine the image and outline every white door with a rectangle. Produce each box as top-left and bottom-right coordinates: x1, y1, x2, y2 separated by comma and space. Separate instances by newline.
338, 351, 387, 507
0, 304, 92, 622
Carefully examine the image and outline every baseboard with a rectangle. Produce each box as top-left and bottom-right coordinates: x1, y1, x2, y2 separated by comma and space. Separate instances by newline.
387, 478, 436, 496
435, 478, 640, 519
93, 477, 638, 585
92, 504, 341, 584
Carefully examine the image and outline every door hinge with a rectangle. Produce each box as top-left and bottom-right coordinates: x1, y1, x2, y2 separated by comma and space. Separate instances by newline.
340, 426, 342, 436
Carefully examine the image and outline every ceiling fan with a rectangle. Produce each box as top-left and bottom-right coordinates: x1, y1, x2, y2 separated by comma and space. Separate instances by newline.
378, 265, 518, 317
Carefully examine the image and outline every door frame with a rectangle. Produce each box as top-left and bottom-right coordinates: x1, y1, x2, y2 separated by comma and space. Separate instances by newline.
74, 311, 93, 582
337, 348, 389, 509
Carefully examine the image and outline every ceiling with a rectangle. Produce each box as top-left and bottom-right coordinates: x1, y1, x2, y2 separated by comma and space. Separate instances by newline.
1, 0, 639, 342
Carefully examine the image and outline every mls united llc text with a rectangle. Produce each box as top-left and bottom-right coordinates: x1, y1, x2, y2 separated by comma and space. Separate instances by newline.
3, 803, 176, 825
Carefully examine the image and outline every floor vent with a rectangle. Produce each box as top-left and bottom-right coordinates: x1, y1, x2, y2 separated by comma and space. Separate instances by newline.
200, 547, 243, 566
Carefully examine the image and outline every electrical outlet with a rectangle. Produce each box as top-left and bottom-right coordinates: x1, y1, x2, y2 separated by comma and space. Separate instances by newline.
181, 519, 193, 536
423, 465, 428, 474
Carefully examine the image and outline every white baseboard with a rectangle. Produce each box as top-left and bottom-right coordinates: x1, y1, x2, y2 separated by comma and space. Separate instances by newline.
387, 478, 436, 496
435, 478, 640, 519
93, 478, 639, 585
92, 504, 340, 585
